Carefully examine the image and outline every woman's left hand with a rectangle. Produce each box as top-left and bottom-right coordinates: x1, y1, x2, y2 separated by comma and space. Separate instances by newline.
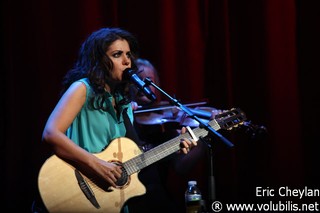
179, 126, 197, 154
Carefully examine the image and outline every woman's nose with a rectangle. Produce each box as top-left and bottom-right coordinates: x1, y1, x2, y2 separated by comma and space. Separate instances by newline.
123, 56, 130, 66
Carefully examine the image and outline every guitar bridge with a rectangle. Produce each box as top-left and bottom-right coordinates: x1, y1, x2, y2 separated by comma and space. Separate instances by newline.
75, 170, 100, 209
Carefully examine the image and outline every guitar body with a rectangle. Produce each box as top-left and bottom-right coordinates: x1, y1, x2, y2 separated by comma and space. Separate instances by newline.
38, 137, 146, 213
38, 108, 246, 213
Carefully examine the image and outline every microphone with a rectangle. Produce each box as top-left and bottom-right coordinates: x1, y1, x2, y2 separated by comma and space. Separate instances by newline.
123, 68, 157, 102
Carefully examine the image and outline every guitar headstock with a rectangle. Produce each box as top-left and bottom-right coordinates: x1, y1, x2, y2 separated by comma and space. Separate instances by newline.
214, 108, 247, 130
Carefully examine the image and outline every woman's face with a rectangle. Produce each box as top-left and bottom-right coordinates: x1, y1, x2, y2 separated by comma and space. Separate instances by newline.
106, 39, 132, 81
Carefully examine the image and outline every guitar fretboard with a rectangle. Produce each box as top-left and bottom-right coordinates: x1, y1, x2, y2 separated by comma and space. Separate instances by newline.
123, 119, 220, 175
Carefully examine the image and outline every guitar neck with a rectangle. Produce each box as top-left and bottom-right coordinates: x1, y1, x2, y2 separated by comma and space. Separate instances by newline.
123, 119, 220, 175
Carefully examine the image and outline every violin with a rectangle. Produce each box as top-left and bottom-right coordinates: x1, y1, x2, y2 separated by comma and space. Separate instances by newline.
133, 101, 208, 144
133, 101, 212, 129
133, 102, 267, 140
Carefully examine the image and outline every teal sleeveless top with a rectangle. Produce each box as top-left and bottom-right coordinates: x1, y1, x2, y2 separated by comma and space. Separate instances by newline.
65, 78, 134, 153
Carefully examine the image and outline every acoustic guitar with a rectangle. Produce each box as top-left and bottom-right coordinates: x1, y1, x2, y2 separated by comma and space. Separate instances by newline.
38, 108, 246, 213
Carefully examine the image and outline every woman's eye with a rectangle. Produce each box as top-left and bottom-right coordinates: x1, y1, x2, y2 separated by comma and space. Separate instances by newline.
113, 51, 122, 58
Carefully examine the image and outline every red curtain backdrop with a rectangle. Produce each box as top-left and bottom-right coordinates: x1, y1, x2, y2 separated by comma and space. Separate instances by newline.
2, 0, 319, 211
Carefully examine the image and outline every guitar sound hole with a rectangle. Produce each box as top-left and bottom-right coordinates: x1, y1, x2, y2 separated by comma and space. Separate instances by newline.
115, 167, 129, 187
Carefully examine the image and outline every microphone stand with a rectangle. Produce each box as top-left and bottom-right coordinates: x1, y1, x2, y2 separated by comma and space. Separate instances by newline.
144, 78, 234, 210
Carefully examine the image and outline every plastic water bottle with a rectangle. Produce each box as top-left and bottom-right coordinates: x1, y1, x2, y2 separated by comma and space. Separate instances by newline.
185, 180, 202, 213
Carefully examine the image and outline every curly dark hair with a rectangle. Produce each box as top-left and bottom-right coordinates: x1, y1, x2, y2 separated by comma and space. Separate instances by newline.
61, 27, 139, 110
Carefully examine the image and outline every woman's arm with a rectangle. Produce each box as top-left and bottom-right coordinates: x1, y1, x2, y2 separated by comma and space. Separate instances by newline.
42, 82, 122, 187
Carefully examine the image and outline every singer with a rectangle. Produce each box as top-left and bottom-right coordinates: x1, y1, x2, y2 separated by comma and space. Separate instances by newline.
38, 27, 197, 213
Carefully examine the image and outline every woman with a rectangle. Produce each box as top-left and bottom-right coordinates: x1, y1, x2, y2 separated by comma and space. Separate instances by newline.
41, 27, 195, 213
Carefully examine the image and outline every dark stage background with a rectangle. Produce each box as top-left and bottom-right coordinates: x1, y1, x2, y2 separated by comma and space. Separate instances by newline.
1, 0, 319, 212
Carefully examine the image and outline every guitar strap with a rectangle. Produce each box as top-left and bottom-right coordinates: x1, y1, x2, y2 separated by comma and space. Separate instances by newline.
122, 108, 145, 147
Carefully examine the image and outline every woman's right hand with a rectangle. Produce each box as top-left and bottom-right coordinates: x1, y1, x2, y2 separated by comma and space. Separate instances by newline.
95, 158, 123, 187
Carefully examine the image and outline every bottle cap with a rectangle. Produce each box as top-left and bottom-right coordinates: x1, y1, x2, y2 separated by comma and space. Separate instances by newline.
188, 180, 197, 186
